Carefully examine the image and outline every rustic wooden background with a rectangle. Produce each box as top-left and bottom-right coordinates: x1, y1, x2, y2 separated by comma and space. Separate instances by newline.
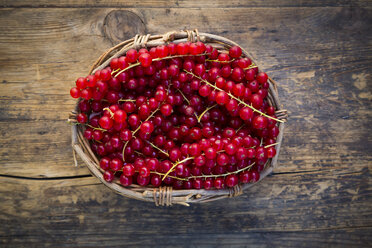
0, 0, 371, 247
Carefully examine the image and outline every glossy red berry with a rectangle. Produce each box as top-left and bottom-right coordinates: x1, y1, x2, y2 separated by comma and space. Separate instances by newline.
70, 87, 80, 98
256, 72, 268, 84
239, 107, 253, 120
267, 147, 276, 158
140, 121, 154, 134
252, 116, 268, 129
99, 116, 114, 129
114, 110, 127, 123
229, 46, 242, 58
139, 166, 150, 177
138, 53, 152, 67
110, 158, 123, 171
215, 91, 229, 105
126, 49, 138, 63
103, 170, 114, 182
99, 157, 110, 170
120, 174, 132, 186
77, 113, 88, 123
160, 104, 172, 116
225, 174, 239, 187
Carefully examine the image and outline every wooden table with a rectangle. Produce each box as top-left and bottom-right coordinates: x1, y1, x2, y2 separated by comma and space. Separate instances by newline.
1, 1, 371, 247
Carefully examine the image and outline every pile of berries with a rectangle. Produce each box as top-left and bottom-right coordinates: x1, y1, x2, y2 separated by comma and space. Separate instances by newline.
70, 41, 282, 190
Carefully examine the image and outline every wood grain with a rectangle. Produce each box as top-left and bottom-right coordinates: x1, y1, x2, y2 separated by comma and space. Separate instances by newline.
1, 168, 371, 247
0, 3, 371, 247
1, 0, 370, 8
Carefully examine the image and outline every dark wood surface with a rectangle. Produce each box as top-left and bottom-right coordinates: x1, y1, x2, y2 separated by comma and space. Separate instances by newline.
0, 1, 371, 247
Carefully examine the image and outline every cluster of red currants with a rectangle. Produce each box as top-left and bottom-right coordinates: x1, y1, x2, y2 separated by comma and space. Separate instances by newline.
70, 41, 281, 190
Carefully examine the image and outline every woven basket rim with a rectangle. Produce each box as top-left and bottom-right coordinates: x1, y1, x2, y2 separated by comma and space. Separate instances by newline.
70, 29, 287, 206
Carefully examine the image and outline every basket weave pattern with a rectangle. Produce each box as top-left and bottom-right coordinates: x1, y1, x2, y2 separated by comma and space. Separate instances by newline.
69, 29, 287, 206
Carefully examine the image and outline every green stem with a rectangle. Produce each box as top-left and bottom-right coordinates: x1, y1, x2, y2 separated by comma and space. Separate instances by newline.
184, 70, 284, 123
86, 124, 107, 132
147, 141, 169, 157
113, 53, 207, 78
162, 156, 195, 181
197, 104, 217, 123
264, 142, 279, 148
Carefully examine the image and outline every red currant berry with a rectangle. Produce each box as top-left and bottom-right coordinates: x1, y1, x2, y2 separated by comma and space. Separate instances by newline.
126, 49, 138, 63
245, 68, 256, 81
70, 87, 80, 98
215, 91, 229, 105
205, 147, 217, 159
176, 43, 189, 55
122, 163, 135, 177
99, 116, 114, 129
160, 104, 172, 116
114, 110, 127, 123
110, 158, 123, 171
229, 46, 242, 58
252, 116, 268, 129
138, 53, 152, 67
151, 174, 162, 187
139, 166, 150, 177
250, 94, 263, 109
137, 175, 150, 186
256, 72, 268, 84
156, 45, 169, 58
103, 170, 114, 182
140, 121, 154, 135
225, 174, 239, 187
214, 178, 225, 189
239, 107, 253, 120
76, 113, 88, 123
267, 147, 276, 158
251, 170, 260, 182
120, 174, 132, 186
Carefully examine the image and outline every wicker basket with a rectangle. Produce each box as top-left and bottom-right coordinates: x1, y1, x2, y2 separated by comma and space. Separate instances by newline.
69, 29, 287, 206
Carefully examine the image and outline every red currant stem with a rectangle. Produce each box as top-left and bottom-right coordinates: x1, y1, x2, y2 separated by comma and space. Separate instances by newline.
162, 156, 195, 181
86, 124, 107, 132
184, 70, 284, 123
146, 141, 169, 157
151, 171, 189, 181
205, 59, 235, 63
191, 162, 255, 179
113, 53, 208, 78
260, 138, 263, 146
134, 151, 145, 157
67, 121, 79, 125
177, 89, 190, 105
177, 89, 199, 119
236, 124, 245, 133
103, 107, 115, 118
111, 68, 121, 75
154, 161, 256, 182
118, 98, 136, 102
113, 62, 140, 78
243, 64, 258, 70
197, 104, 217, 123
264, 142, 279, 148
122, 140, 129, 162
132, 108, 160, 136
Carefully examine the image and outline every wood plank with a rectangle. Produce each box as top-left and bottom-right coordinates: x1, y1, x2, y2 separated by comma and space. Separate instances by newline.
0, 7, 371, 177
1, 0, 371, 8
0, 169, 371, 246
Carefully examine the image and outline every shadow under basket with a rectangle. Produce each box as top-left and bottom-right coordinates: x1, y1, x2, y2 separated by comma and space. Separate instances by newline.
69, 29, 288, 206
